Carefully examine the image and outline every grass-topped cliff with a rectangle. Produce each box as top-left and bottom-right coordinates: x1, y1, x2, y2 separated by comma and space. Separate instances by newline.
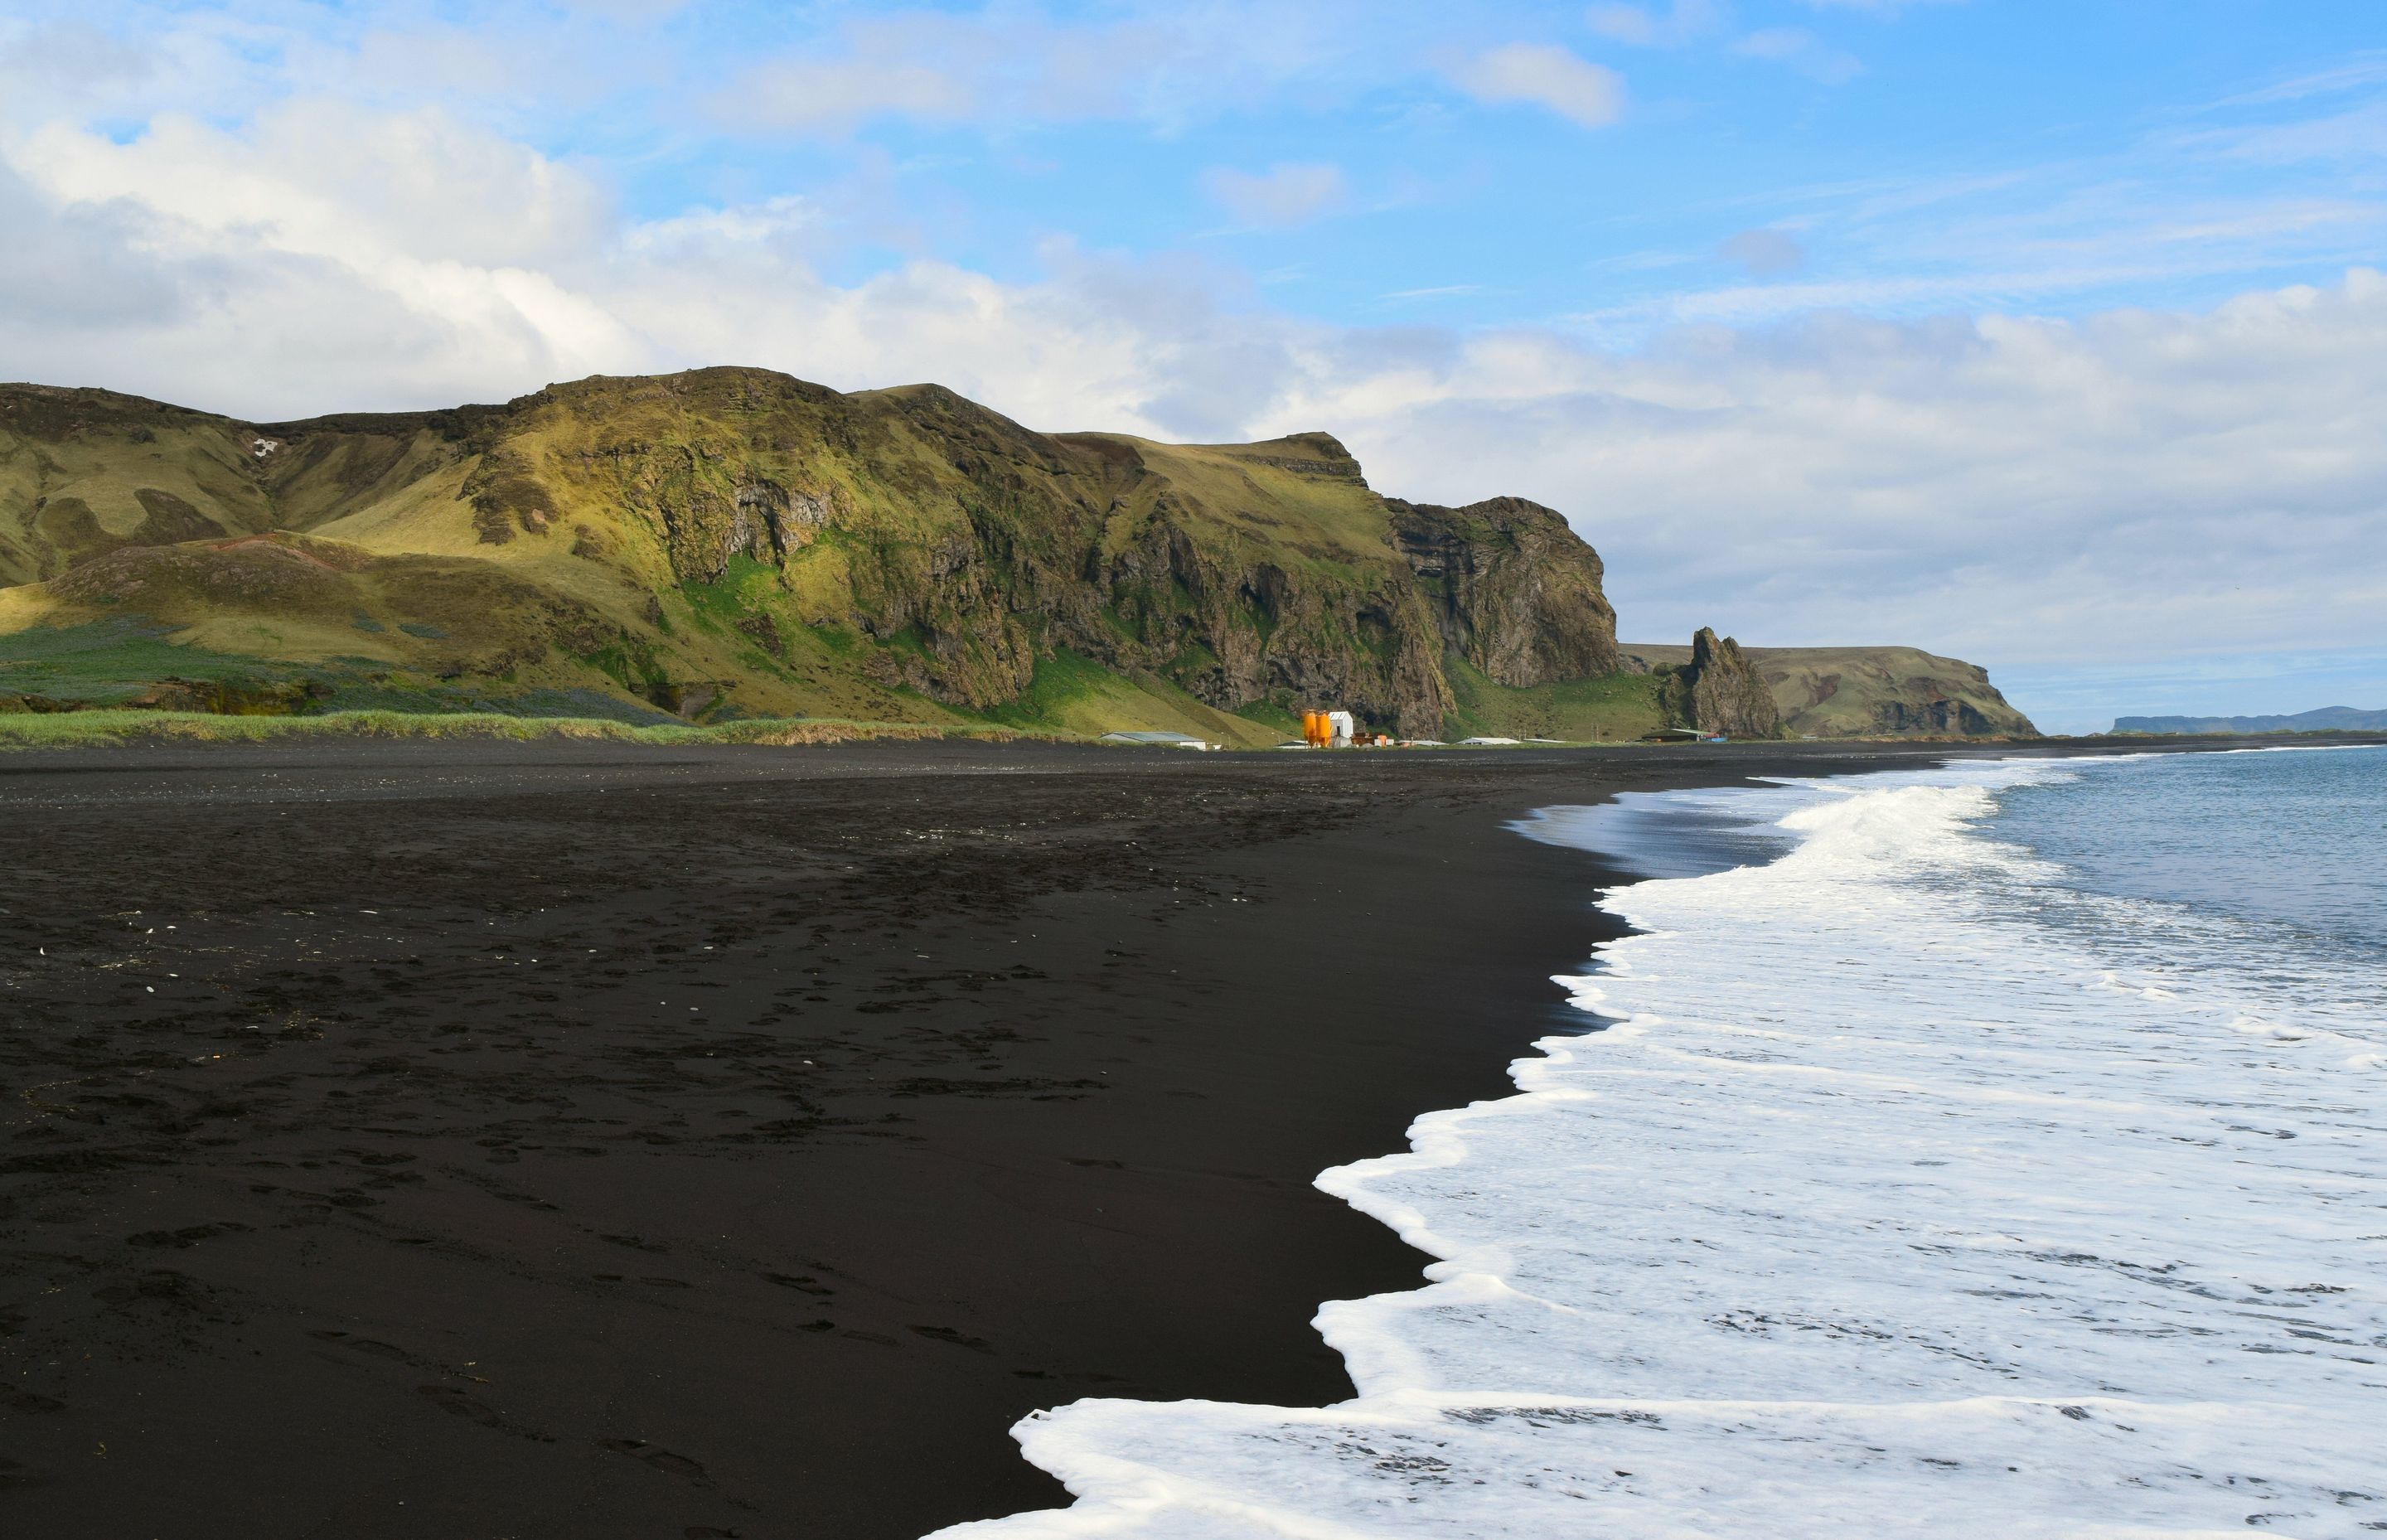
1, 370, 1626, 743
1622, 642, 2037, 739
2, 369, 2036, 743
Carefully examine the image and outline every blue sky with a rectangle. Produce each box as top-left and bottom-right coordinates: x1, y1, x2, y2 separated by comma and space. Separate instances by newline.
633, 2, 2386, 333
4, 1, 2386, 730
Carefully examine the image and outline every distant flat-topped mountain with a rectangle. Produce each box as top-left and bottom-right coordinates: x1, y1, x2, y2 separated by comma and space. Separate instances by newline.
2, 368, 2029, 741
1623, 642, 2038, 739
2113, 706, 2387, 735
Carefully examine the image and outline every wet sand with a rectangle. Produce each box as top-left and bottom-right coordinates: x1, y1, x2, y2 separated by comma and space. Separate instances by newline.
2, 736, 2044, 1538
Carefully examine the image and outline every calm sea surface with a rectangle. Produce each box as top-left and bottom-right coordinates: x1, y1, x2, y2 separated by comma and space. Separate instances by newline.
1995, 745, 2387, 949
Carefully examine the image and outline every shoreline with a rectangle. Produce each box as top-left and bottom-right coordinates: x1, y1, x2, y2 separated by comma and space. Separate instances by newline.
0, 738, 2163, 1538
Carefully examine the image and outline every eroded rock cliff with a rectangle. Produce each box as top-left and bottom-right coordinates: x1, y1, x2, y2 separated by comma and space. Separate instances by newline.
1387, 496, 1620, 687
1625, 641, 2037, 739
1661, 627, 1784, 738
1, 370, 1624, 738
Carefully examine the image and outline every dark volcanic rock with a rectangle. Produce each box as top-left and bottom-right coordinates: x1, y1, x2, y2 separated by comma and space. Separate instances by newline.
1664, 627, 1784, 739
1387, 496, 1621, 687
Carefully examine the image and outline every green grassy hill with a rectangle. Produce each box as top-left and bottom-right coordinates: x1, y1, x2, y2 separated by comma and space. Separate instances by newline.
4, 371, 2036, 744
2, 370, 1631, 743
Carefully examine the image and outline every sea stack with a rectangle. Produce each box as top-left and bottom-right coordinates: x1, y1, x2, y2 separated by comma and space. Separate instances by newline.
1671, 627, 1784, 739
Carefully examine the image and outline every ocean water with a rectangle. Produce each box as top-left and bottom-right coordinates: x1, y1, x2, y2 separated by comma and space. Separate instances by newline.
933, 747, 2387, 1539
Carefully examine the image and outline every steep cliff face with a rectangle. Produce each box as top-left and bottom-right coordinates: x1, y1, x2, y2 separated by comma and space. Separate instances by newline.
0, 370, 1621, 739
433, 377, 1468, 732
1386, 496, 1620, 687
1625, 641, 2037, 739
1659, 627, 1784, 738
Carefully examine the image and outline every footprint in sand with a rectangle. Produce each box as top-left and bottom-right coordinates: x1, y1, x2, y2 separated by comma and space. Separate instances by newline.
598, 1232, 669, 1252
597, 1438, 709, 1484
908, 1324, 994, 1353
416, 1384, 502, 1427
308, 1330, 415, 1363
126, 1220, 252, 1248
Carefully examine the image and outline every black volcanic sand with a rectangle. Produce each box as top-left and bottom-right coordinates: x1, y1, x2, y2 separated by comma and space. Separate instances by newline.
0, 736, 2057, 1539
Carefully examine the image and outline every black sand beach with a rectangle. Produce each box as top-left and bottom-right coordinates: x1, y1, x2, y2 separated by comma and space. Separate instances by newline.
2, 737, 2058, 1538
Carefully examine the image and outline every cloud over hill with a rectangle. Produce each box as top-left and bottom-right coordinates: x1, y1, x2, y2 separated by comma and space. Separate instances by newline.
6, 2, 2386, 729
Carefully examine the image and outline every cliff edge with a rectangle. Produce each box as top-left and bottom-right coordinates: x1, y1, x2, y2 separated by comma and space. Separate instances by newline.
1658, 627, 1784, 738
1626, 641, 2036, 739
2, 370, 1623, 740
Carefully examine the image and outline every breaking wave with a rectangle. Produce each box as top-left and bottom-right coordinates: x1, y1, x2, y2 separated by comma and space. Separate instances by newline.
933, 751, 2387, 1538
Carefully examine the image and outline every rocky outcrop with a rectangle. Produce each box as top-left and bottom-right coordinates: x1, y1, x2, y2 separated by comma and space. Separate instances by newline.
424, 375, 1574, 735
1661, 627, 1783, 738
2, 370, 1631, 736
1624, 641, 2036, 739
1876, 697, 1997, 735
1387, 496, 1620, 686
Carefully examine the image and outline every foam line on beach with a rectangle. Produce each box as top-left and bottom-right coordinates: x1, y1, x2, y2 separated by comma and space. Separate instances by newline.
931, 754, 2387, 1539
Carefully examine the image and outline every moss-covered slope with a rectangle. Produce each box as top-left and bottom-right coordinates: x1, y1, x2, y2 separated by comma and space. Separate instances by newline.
2, 369, 1629, 739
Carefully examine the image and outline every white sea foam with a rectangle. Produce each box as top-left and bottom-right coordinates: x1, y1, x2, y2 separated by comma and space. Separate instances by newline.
932, 758, 2387, 1538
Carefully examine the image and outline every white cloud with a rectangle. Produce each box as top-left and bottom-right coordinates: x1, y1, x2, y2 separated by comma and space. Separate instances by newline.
0, 12, 270, 131
0, 159, 182, 329
339, 26, 540, 104
1589, 5, 1859, 84
0, 19, 150, 94
21, 101, 614, 269
1587, 5, 1659, 46
556, 0, 691, 19
2198, 102, 2387, 163
0, 105, 642, 414
1586, 2, 1727, 48
725, 56, 975, 134
710, 5, 1365, 136
626, 195, 818, 254
5, 99, 2386, 730
1201, 162, 1350, 229
1797, 0, 1960, 13
1305, 273, 2387, 691
1718, 226, 1806, 276
1454, 43, 1626, 128
1735, 26, 1862, 85
2210, 56, 2387, 109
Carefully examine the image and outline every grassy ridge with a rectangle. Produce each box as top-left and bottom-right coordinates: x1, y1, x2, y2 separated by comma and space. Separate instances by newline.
981, 649, 1285, 748
3, 621, 1673, 748
0, 617, 277, 704
0, 709, 1055, 752
2, 621, 1293, 744
4, 370, 1655, 742
1443, 655, 1667, 742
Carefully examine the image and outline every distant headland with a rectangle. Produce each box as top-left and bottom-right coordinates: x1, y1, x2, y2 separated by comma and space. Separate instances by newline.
2113, 706, 2387, 734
